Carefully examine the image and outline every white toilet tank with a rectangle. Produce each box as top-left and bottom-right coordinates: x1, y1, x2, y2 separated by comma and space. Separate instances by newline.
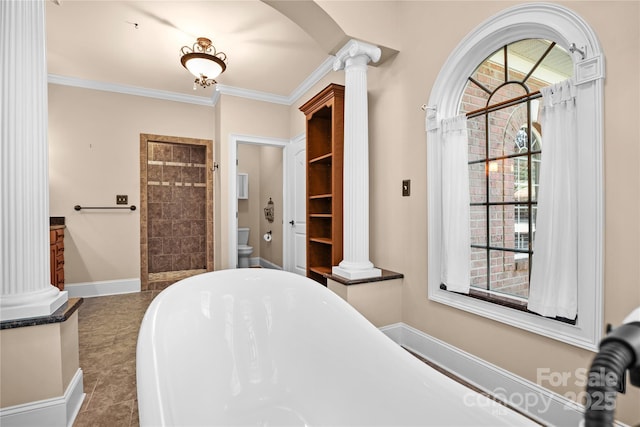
238, 227, 250, 245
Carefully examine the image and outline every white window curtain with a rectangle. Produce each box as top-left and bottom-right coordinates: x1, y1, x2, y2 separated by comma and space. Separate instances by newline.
528, 79, 578, 319
440, 115, 471, 293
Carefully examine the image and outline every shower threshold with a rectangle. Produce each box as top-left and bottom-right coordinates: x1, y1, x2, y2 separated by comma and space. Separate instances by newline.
149, 269, 207, 290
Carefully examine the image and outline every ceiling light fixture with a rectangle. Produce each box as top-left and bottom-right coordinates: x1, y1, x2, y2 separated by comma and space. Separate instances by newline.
180, 37, 227, 90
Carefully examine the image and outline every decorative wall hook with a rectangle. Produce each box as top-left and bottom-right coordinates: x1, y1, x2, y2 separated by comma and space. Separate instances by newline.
264, 197, 274, 223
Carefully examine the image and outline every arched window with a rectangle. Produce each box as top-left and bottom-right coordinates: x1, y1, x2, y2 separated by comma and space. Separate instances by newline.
426, 4, 605, 350
463, 39, 571, 301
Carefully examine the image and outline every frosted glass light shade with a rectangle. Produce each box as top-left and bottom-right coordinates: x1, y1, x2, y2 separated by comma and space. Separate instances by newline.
183, 55, 224, 79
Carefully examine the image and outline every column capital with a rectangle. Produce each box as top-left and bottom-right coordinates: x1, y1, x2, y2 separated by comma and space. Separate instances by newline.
333, 39, 382, 72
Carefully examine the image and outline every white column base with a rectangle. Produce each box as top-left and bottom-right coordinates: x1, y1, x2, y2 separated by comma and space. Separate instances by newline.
332, 264, 381, 280
0, 368, 84, 427
0, 289, 68, 322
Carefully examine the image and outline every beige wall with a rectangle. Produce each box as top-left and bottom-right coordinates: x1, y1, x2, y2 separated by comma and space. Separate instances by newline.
320, 1, 639, 422
238, 144, 262, 259
0, 313, 79, 407
48, 85, 215, 284
217, 95, 290, 268
49, 82, 295, 277
317, 0, 400, 51
214, 102, 223, 269
259, 146, 283, 267
328, 278, 403, 327
288, 72, 345, 138
237, 144, 284, 267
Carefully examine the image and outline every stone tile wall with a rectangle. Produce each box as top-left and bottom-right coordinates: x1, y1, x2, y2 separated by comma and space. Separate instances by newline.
147, 142, 207, 273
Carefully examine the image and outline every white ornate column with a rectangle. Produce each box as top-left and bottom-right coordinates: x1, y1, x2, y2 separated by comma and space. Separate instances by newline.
1, 0, 68, 321
332, 40, 381, 280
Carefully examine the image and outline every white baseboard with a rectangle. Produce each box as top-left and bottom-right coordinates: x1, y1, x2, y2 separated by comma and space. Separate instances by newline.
64, 278, 140, 298
0, 368, 84, 427
379, 323, 628, 427
258, 258, 283, 270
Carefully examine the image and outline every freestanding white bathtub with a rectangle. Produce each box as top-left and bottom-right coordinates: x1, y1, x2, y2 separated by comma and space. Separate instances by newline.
137, 269, 538, 426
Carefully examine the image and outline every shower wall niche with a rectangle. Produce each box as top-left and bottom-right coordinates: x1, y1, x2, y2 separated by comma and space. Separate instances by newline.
140, 134, 214, 291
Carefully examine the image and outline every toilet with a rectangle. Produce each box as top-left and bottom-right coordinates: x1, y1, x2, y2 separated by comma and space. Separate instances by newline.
237, 227, 254, 268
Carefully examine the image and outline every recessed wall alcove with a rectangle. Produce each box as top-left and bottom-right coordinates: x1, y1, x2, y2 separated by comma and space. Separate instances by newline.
140, 134, 214, 291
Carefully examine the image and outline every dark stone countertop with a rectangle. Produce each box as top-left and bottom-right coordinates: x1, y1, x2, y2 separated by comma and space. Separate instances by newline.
50, 216, 65, 228
1, 297, 83, 330
324, 268, 404, 286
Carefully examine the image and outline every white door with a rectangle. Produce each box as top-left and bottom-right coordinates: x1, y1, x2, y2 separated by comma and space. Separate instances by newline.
285, 137, 306, 276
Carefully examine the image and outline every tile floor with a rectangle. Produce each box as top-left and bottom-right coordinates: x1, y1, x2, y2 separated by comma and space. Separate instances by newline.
73, 291, 157, 427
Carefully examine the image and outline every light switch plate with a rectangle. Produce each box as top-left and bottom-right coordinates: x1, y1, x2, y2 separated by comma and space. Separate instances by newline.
116, 195, 128, 205
402, 180, 410, 197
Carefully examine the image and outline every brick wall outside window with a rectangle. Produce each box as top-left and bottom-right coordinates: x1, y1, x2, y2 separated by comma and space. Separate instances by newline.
461, 61, 549, 298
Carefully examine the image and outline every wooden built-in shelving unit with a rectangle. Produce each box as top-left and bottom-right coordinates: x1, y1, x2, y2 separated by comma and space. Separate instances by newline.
299, 84, 345, 285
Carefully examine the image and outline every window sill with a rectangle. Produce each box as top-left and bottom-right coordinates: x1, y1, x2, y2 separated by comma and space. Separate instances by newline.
468, 287, 528, 311
439, 284, 576, 325
429, 284, 595, 351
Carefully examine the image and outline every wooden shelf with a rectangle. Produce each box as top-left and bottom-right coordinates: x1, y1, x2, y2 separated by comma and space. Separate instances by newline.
309, 237, 333, 245
309, 266, 332, 276
300, 83, 344, 286
309, 153, 333, 164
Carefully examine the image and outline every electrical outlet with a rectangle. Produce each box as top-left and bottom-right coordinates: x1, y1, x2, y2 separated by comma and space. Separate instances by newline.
402, 180, 411, 197
116, 195, 128, 205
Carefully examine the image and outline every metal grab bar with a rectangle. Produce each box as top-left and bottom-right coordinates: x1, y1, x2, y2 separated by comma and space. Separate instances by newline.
74, 205, 136, 211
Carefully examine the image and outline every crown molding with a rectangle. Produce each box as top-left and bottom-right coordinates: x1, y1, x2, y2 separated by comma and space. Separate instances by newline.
48, 55, 335, 108
214, 84, 290, 105
47, 74, 214, 106
287, 55, 335, 104
214, 55, 335, 106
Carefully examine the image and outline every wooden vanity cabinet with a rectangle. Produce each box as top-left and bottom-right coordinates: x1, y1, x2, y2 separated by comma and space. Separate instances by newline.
50, 228, 65, 290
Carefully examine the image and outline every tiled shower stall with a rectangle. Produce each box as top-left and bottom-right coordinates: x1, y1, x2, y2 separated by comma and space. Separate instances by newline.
140, 135, 213, 291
